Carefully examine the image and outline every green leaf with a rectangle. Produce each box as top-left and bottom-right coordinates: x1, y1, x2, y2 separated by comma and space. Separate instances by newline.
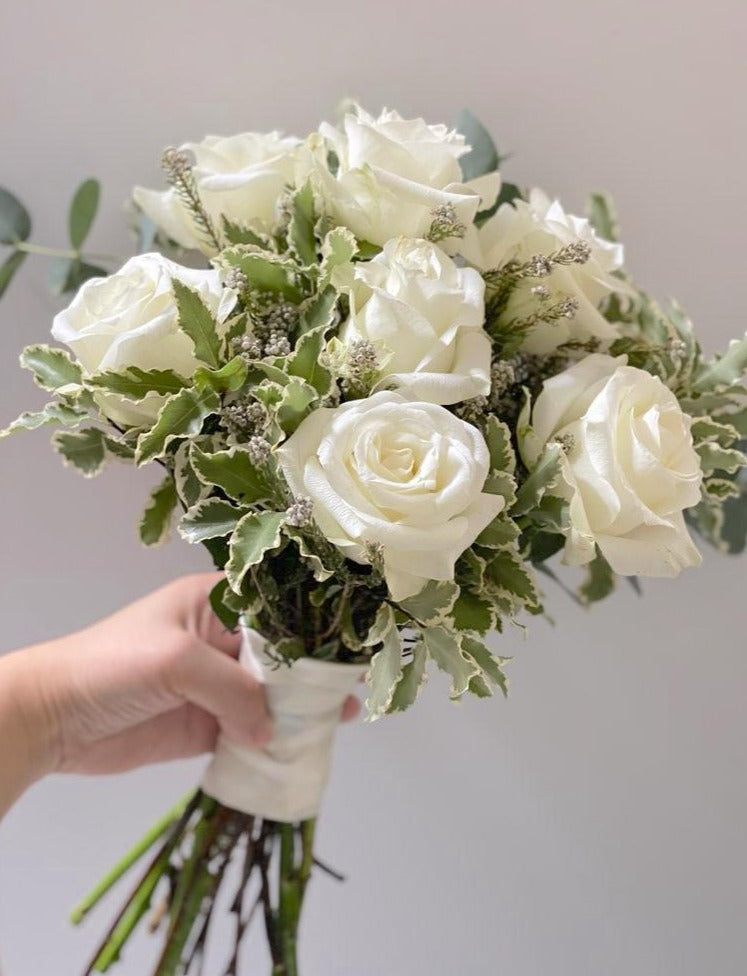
289, 181, 317, 266
298, 285, 338, 335
209, 577, 240, 632
49, 257, 107, 295
286, 327, 333, 396
512, 442, 564, 517
276, 379, 318, 435
579, 552, 616, 605
194, 356, 248, 394
225, 511, 286, 591
476, 514, 520, 549
485, 549, 541, 612
694, 333, 747, 391
139, 477, 178, 547
461, 635, 509, 696
422, 627, 478, 699
0, 187, 31, 243
399, 580, 460, 625
190, 445, 273, 504
221, 247, 302, 301
20, 344, 83, 392
451, 589, 495, 634
721, 483, 747, 554
0, 248, 26, 298
89, 366, 187, 400
135, 387, 220, 464
587, 192, 619, 242
485, 415, 516, 475
455, 109, 500, 181
284, 525, 337, 581
691, 416, 739, 447
171, 279, 221, 369
319, 227, 358, 286
173, 440, 205, 508
364, 604, 402, 720
68, 178, 100, 249
0, 401, 86, 439
696, 441, 746, 475
53, 427, 108, 477
221, 216, 269, 248
179, 498, 241, 544
389, 641, 428, 712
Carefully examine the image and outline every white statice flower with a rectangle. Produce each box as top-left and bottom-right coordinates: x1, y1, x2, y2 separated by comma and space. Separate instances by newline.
337, 237, 491, 405
277, 391, 504, 600
521, 354, 703, 576
301, 105, 500, 247
477, 189, 630, 354
133, 132, 301, 253
51, 253, 236, 426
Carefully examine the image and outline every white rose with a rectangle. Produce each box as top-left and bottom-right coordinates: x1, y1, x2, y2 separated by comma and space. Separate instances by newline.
338, 237, 491, 405
477, 189, 630, 354
277, 391, 504, 600
133, 132, 300, 253
51, 253, 236, 427
303, 106, 500, 247
522, 354, 703, 576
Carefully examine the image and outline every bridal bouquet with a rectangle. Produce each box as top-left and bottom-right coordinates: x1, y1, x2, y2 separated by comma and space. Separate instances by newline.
2, 104, 745, 974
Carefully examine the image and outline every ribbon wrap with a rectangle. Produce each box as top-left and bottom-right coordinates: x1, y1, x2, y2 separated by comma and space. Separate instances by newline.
201, 627, 366, 822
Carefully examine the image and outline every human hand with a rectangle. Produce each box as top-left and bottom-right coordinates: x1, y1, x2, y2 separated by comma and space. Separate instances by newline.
0, 573, 360, 815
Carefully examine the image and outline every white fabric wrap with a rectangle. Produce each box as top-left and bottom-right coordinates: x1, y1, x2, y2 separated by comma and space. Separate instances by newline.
201, 627, 367, 822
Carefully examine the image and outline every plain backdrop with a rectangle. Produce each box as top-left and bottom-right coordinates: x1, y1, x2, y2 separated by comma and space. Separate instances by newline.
1, 2, 746, 974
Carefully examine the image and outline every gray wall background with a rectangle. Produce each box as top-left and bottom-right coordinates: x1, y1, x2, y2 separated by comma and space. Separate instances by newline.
1, 1, 746, 973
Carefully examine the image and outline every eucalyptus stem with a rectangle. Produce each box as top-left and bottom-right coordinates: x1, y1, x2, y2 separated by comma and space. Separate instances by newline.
14, 240, 120, 263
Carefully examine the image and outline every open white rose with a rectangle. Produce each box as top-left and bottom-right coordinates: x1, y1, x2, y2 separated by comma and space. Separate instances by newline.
477, 189, 629, 354
51, 253, 236, 427
338, 237, 491, 405
522, 354, 703, 576
277, 391, 503, 600
303, 106, 500, 247
133, 132, 300, 253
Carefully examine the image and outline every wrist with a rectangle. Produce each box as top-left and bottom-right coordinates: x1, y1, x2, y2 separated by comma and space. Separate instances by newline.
0, 644, 63, 815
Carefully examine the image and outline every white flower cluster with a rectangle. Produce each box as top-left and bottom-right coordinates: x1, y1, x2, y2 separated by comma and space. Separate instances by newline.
50, 104, 708, 598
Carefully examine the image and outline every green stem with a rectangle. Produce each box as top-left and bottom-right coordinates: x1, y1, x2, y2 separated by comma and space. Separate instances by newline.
14, 240, 120, 263
71, 791, 196, 925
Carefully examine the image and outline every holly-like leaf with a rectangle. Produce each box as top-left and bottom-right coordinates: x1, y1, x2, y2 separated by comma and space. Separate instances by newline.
68, 178, 100, 249
461, 635, 509, 696
179, 498, 241, 544
89, 366, 187, 400
298, 286, 338, 335
221, 247, 302, 302
139, 476, 178, 547
694, 333, 747, 391
389, 641, 428, 713
450, 589, 495, 634
364, 604, 403, 720
696, 441, 746, 475
221, 217, 269, 248
276, 379, 318, 435
399, 580, 459, 626
225, 511, 286, 591
19, 344, 83, 392
172, 279, 221, 369
512, 442, 564, 517
190, 445, 273, 504
286, 327, 333, 396
476, 514, 520, 549
485, 549, 541, 612
579, 552, 616, 605
485, 415, 516, 475
0, 187, 31, 244
53, 427, 108, 477
289, 181, 317, 266
319, 226, 358, 287
135, 387, 220, 464
455, 109, 501, 181
193, 356, 248, 394
422, 627, 478, 699
0, 248, 26, 298
0, 402, 86, 439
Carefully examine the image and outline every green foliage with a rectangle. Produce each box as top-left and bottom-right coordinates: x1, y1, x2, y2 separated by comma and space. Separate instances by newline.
135, 387, 220, 464
179, 498, 241, 544
389, 641, 428, 712
399, 580, 459, 626
171, 279, 222, 369
587, 191, 619, 242
450, 589, 494, 634
20, 344, 83, 392
49, 256, 107, 296
220, 247, 302, 302
193, 357, 248, 395
422, 626, 478, 699
461, 635, 509, 697
364, 604, 402, 720
209, 577, 240, 632
297, 285, 338, 335
139, 477, 178, 546
0, 248, 26, 298
190, 445, 273, 504
276, 379, 318, 435
579, 552, 616, 605
286, 328, 333, 396
512, 442, 564, 517
694, 334, 747, 392
90, 367, 187, 400
319, 227, 358, 287
0, 401, 86, 439
53, 427, 109, 477
455, 109, 501, 181
226, 511, 286, 591
288, 181, 317, 266
68, 179, 100, 249
0, 187, 31, 244
484, 548, 541, 613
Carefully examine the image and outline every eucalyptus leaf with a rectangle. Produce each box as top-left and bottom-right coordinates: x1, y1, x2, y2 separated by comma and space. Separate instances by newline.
68, 178, 100, 249
0, 187, 31, 244
0, 248, 26, 298
455, 109, 501, 181
49, 257, 107, 295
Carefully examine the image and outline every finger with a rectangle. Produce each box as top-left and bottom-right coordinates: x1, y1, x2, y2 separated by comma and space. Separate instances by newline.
169, 636, 272, 747
169, 573, 242, 658
62, 705, 218, 775
341, 694, 361, 722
